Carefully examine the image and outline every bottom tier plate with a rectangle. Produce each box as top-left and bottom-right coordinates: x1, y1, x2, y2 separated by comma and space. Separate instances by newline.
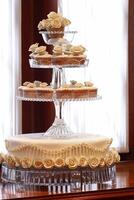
1, 163, 116, 190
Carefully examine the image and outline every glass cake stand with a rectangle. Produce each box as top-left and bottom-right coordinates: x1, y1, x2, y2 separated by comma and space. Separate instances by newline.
1, 163, 116, 192
1, 29, 117, 190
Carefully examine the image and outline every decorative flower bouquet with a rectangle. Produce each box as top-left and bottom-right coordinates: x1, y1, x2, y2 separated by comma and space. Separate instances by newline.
38, 11, 71, 38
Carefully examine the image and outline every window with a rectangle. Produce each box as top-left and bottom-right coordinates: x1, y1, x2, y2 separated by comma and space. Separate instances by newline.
0, 0, 21, 152
59, 0, 128, 152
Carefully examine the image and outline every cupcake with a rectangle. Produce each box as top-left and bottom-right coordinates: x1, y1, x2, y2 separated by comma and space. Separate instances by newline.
56, 81, 97, 99
21, 81, 38, 98
34, 54, 52, 65
29, 45, 52, 65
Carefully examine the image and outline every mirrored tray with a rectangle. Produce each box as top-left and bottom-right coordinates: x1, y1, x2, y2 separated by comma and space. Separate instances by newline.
39, 30, 77, 45
29, 58, 89, 69
17, 95, 102, 102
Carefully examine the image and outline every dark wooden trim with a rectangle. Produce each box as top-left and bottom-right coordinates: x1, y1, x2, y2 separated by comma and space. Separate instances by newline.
39, 189, 134, 200
111, 0, 134, 161
128, 0, 134, 156
120, 152, 134, 161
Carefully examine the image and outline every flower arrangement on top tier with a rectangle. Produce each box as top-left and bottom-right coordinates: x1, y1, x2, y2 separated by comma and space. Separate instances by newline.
38, 11, 71, 38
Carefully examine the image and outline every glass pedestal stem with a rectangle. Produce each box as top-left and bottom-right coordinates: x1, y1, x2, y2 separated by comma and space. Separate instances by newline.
51, 67, 66, 89
43, 66, 75, 138
44, 100, 74, 138
55, 101, 63, 119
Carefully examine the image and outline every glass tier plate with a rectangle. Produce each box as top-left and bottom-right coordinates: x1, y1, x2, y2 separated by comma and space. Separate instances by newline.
39, 30, 77, 45
17, 95, 102, 102
1, 163, 116, 189
29, 58, 89, 69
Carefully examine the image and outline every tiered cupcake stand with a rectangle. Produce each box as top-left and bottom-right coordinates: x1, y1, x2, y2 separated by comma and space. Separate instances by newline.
1, 31, 116, 193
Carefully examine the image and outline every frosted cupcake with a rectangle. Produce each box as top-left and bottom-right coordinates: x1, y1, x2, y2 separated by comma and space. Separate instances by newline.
29, 44, 52, 65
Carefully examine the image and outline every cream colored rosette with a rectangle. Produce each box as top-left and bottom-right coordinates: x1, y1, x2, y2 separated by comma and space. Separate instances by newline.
44, 19, 52, 29
47, 12, 71, 28
26, 83, 35, 88
105, 153, 114, 166
38, 19, 49, 30
4, 155, 16, 168
70, 80, 77, 86
62, 81, 84, 89
33, 160, 44, 169
53, 45, 63, 55
70, 45, 86, 56
74, 83, 84, 88
61, 83, 72, 89
33, 80, 41, 87
14, 157, 21, 167
62, 17, 71, 27
50, 19, 62, 29
66, 157, 78, 169
23, 81, 31, 86
79, 157, 88, 167
47, 11, 62, 19
99, 158, 105, 167
21, 158, 32, 169
0, 153, 4, 164
114, 153, 120, 163
110, 147, 120, 163
89, 157, 100, 168
43, 159, 54, 169
55, 158, 65, 168
35, 46, 47, 55
40, 82, 48, 88
29, 43, 39, 53
84, 81, 94, 87
62, 44, 72, 55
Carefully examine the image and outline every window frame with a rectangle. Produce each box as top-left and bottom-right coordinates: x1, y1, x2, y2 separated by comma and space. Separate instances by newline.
121, 0, 134, 160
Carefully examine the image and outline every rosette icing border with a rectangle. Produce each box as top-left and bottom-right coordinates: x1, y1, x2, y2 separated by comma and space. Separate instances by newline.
0, 148, 120, 169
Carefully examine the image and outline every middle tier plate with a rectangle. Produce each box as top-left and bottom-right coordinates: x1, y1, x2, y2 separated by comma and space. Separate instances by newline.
17, 95, 101, 102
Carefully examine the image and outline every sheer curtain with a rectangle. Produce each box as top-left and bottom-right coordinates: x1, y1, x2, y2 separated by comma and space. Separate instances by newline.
0, 0, 21, 152
59, 0, 128, 152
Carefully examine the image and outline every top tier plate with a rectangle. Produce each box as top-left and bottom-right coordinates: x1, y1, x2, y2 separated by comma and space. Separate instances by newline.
39, 31, 77, 45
